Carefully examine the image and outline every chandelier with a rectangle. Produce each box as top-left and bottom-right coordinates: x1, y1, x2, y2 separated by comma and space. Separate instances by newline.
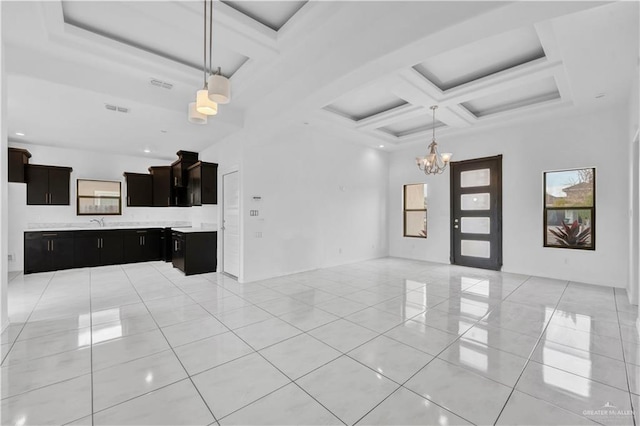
415, 106, 452, 175
188, 0, 231, 124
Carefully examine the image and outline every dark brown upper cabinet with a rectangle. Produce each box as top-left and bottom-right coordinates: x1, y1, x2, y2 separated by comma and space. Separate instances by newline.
123, 172, 152, 207
8, 147, 31, 183
188, 161, 218, 206
26, 164, 72, 205
149, 166, 172, 207
171, 150, 199, 188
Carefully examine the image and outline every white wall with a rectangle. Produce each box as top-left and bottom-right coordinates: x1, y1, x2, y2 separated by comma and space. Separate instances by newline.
7, 143, 203, 272
199, 124, 389, 283
241, 125, 388, 282
389, 106, 630, 288
1, 10, 9, 331
629, 70, 639, 304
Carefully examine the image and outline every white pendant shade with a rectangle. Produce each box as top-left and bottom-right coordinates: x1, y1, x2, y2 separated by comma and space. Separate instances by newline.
188, 102, 207, 124
208, 74, 230, 104
196, 89, 218, 115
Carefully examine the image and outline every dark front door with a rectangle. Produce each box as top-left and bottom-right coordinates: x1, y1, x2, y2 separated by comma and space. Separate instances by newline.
450, 155, 503, 270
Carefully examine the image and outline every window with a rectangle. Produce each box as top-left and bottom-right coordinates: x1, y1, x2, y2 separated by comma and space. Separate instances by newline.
77, 179, 122, 215
404, 183, 427, 238
543, 168, 595, 249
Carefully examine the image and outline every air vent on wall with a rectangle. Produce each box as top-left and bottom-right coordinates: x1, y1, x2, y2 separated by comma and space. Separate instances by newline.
105, 104, 130, 113
150, 78, 173, 90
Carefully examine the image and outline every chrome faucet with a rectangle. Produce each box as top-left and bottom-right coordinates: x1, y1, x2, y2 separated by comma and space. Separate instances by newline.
90, 218, 106, 227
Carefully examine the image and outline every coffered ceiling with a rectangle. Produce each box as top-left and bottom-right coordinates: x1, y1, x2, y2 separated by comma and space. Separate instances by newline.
2, 1, 638, 158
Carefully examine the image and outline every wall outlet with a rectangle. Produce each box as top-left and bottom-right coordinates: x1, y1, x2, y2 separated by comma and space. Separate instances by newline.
250, 210, 259, 217
7, 254, 13, 261
255, 232, 262, 238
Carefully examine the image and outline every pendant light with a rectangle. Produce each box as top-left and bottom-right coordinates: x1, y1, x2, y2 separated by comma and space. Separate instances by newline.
415, 106, 452, 175
188, 102, 207, 124
189, 0, 217, 122
207, 0, 231, 104
196, 0, 217, 115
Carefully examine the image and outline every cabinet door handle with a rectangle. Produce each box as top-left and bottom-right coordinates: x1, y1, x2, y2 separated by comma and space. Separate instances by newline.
167, 197, 170, 206
51, 240, 54, 251
47, 240, 50, 251
143, 236, 145, 245
49, 193, 52, 204
97, 238, 100, 249
127, 196, 131, 206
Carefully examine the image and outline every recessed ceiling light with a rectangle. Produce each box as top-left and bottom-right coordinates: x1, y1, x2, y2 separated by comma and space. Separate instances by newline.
379, 145, 384, 148
15, 132, 25, 136
143, 148, 151, 153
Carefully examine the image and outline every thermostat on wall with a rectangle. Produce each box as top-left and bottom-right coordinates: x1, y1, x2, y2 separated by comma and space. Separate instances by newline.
252, 196, 262, 201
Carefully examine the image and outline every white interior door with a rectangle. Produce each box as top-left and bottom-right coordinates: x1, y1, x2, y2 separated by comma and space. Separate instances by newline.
223, 171, 240, 278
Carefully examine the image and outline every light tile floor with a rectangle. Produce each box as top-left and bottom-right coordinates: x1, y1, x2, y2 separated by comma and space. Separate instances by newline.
1, 258, 639, 425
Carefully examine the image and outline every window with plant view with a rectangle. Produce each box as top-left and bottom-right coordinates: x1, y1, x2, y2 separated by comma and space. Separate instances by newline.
544, 168, 595, 250
404, 184, 427, 238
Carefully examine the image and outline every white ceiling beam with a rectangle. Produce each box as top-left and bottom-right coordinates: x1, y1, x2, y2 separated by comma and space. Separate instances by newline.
355, 103, 424, 131
439, 58, 564, 106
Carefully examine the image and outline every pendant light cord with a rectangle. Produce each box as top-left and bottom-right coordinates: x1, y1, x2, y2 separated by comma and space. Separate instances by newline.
209, 0, 213, 77
203, 0, 207, 87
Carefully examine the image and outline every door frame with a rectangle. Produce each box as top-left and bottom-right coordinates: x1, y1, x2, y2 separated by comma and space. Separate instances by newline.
449, 155, 503, 270
221, 167, 241, 281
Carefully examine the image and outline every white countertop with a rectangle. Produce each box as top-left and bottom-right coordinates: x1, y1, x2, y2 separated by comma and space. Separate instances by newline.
171, 227, 218, 234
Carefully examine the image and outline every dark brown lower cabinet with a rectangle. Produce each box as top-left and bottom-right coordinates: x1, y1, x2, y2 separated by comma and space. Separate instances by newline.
74, 230, 124, 268
24, 228, 164, 274
25, 232, 74, 274
123, 229, 162, 263
172, 231, 217, 275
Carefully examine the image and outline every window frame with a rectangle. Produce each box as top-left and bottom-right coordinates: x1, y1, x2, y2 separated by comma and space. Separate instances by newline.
76, 179, 122, 216
403, 183, 428, 238
543, 168, 595, 250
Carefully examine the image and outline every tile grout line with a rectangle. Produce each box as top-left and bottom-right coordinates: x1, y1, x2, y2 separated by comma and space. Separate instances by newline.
614, 288, 638, 426
87, 268, 94, 426
491, 280, 579, 426
148, 263, 350, 426
348, 275, 536, 426
119, 264, 221, 425
1, 271, 56, 365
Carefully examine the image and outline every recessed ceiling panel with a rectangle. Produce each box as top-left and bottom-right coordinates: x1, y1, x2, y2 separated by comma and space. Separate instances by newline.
222, 1, 307, 31
414, 26, 545, 91
462, 77, 560, 117
62, 1, 248, 76
379, 114, 444, 138
325, 86, 408, 122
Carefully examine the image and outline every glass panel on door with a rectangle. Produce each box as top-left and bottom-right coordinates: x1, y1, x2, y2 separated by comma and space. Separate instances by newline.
461, 168, 490, 188
461, 217, 491, 234
461, 240, 491, 258
461, 193, 490, 210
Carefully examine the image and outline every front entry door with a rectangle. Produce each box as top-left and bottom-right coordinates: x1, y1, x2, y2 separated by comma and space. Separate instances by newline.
450, 155, 502, 270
